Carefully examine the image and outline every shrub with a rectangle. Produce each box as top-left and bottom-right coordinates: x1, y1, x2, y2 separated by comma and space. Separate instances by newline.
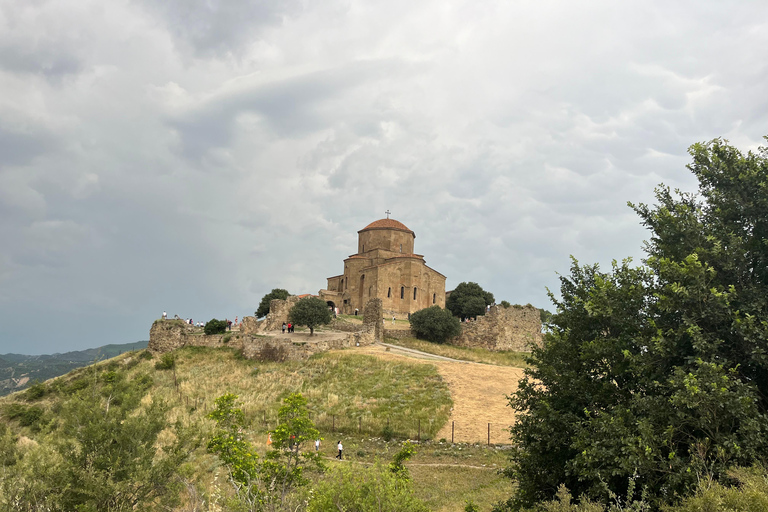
409, 306, 461, 344
23, 381, 47, 401
222, 333, 232, 344
381, 424, 395, 442
500, 300, 511, 308
155, 353, 176, 370
204, 319, 227, 335
307, 461, 428, 512
138, 350, 153, 360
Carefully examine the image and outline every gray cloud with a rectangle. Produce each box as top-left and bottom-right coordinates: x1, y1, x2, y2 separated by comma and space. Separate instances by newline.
0, 0, 767, 353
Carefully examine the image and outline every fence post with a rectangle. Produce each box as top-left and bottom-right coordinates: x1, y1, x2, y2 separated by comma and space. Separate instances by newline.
488, 423, 490, 446
451, 421, 454, 444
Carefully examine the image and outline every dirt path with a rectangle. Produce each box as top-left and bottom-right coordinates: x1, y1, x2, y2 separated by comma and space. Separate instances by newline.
356, 344, 523, 444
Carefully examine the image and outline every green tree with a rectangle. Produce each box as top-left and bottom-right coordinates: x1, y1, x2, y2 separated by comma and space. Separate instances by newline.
499, 137, 768, 510
446, 282, 494, 319
288, 297, 332, 336
256, 288, 290, 318
204, 318, 228, 335
409, 306, 461, 343
207, 393, 322, 512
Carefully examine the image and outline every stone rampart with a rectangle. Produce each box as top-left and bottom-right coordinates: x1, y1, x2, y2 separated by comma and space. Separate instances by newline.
450, 304, 542, 351
148, 298, 383, 360
148, 320, 244, 353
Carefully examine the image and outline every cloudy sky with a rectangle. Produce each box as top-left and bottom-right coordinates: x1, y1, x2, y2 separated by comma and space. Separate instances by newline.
1, 0, 766, 354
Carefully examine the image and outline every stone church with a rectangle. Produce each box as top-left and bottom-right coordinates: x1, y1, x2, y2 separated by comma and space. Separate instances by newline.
319, 218, 446, 318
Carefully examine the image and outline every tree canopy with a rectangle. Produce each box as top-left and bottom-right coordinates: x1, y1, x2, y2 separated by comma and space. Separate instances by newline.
446, 282, 494, 319
499, 137, 768, 510
288, 297, 332, 336
256, 288, 290, 318
409, 306, 461, 344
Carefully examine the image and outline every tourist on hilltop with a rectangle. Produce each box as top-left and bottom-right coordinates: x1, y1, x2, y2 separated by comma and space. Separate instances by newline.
336, 440, 343, 459
162, 311, 167, 319
315, 438, 321, 452
282, 322, 286, 334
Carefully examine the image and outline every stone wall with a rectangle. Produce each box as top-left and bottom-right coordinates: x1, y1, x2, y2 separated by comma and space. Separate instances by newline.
382, 328, 416, 339
148, 298, 383, 361
148, 320, 244, 353
450, 304, 542, 351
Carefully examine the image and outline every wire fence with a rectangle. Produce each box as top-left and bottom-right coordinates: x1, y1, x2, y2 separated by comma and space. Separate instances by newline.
169, 366, 511, 445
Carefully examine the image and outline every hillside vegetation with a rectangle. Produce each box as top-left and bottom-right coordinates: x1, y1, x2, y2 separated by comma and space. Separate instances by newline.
0, 346, 515, 511
0, 341, 148, 396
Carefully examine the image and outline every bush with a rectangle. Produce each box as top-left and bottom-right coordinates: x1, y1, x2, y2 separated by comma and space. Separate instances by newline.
204, 319, 227, 335
4, 403, 45, 429
500, 300, 511, 308
222, 333, 232, 344
307, 461, 428, 512
138, 350, 153, 360
23, 381, 47, 401
154, 353, 176, 370
381, 424, 395, 442
409, 306, 461, 344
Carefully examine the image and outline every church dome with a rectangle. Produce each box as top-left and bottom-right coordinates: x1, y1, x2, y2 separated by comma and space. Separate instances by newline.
359, 218, 413, 233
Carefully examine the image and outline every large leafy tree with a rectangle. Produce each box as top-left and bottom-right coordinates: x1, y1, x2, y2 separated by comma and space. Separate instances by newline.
409, 306, 461, 343
288, 297, 332, 336
499, 137, 768, 510
446, 282, 494, 319
256, 288, 290, 318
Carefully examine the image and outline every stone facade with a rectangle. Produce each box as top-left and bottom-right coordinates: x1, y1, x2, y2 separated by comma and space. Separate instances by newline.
148, 299, 384, 361
320, 218, 446, 318
450, 304, 543, 351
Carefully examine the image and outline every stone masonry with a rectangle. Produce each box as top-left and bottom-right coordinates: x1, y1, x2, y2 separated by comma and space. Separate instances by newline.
450, 304, 543, 351
148, 298, 383, 361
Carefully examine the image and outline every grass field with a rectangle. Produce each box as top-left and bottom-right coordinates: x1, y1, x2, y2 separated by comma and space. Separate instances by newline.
385, 336, 531, 367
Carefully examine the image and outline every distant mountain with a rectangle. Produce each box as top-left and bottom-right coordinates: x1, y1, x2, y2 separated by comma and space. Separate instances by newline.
0, 341, 148, 396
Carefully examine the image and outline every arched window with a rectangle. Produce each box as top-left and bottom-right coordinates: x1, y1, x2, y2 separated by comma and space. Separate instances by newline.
400, 286, 404, 299
413, 288, 417, 300
341, 278, 344, 290
387, 287, 391, 298
433, 293, 436, 304
362, 244, 365, 252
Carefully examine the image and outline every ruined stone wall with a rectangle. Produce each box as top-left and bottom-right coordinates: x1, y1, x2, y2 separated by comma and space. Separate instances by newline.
382, 328, 416, 339
148, 320, 244, 353
259, 296, 301, 331
240, 316, 261, 334
149, 298, 382, 360
450, 304, 542, 352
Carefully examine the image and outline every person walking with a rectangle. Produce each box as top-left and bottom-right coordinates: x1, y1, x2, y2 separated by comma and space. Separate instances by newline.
162, 311, 167, 319
282, 322, 286, 334
315, 438, 321, 452
336, 440, 343, 459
